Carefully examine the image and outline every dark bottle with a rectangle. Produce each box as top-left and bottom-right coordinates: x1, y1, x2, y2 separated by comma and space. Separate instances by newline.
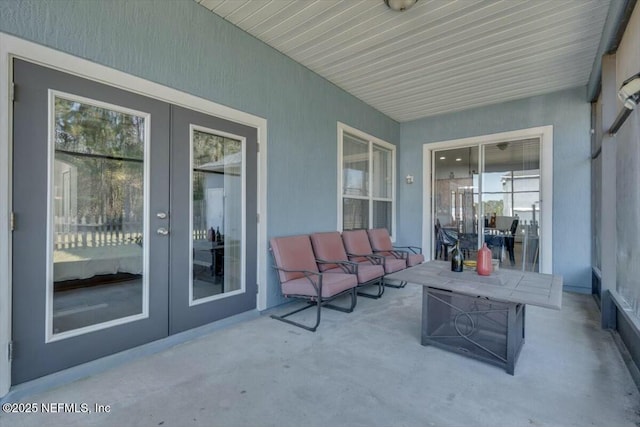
215, 226, 221, 242
451, 240, 464, 272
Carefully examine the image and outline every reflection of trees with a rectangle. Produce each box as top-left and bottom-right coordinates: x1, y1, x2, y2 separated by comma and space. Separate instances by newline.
55, 98, 144, 224
191, 131, 241, 237
483, 200, 504, 216
192, 131, 240, 202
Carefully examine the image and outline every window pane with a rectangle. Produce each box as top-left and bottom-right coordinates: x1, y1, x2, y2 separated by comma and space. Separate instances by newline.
372, 145, 392, 198
343, 133, 369, 197
52, 96, 145, 335
343, 198, 368, 230
192, 130, 243, 301
373, 201, 392, 233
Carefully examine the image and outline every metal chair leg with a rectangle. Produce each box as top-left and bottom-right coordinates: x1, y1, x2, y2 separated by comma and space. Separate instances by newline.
383, 279, 407, 288
270, 300, 321, 332
271, 287, 357, 332
324, 288, 358, 313
357, 278, 385, 299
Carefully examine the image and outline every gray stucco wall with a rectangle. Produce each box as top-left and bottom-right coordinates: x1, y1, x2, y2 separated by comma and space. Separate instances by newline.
399, 87, 592, 292
0, 0, 399, 307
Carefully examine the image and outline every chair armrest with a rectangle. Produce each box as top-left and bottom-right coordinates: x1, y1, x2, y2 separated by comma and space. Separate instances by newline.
272, 265, 322, 294
272, 265, 321, 277
346, 252, 385, 265
393, 245, 422, 254
316, 259, 358, 275
374, 249, 408, 260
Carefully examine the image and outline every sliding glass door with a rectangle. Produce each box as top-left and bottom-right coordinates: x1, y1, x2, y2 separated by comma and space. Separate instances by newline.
432, 139, 541, 272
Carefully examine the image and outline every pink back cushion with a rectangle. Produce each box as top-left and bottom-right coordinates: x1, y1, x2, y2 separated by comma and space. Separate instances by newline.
341, 230, 373, 262
310, 232, 348, 272
270, 235, 319, 283
367, 228, 393, 251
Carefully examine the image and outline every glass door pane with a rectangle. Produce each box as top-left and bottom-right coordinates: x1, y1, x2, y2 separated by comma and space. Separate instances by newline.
482, 139, 540, 272
169, 105, 257, 334
191, 129, 243, 302
51, 95, 147, 337
433, 146, 479, 261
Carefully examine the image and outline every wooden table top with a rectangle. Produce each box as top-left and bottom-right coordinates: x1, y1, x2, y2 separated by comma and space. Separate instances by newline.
385, 260, 562, 310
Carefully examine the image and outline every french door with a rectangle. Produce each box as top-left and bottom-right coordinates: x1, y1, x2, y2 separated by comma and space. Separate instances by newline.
169, 106, 257, 334
11, 59, 257, 384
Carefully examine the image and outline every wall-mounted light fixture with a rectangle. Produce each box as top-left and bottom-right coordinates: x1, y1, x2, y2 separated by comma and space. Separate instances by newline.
384, 0, 418, 12
618, 72, 640, 109
405, 175, 414, 184
609, 72, 640, 135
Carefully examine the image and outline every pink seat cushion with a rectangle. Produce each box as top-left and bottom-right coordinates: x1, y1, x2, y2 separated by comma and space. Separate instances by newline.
368, 228, 423, 267
270, 235, 319, 284
342, 230, 374, 262
383, 257, 406, 273
367, 228, 394, 252
310, 231, 349, 272
407, 253, 425, 267
281, 272, 357, 298
356, 263, 385, 283
325, 262, 384, 284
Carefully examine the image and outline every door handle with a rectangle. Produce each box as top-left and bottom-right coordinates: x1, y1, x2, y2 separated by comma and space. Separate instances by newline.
157, 227, 169, 236
156, 211, 168, 219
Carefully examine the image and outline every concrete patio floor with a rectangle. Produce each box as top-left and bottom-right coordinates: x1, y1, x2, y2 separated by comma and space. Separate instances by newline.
1, 284, 638, 427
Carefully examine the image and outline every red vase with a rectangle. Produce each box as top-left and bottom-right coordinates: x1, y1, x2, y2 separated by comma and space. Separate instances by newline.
477, 243, 492, 276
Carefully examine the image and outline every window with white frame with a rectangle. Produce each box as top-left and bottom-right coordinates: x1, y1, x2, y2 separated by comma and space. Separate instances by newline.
338, 123, 395, 236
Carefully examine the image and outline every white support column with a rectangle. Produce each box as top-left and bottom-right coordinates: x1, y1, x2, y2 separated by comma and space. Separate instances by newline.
0, 32, 13, 398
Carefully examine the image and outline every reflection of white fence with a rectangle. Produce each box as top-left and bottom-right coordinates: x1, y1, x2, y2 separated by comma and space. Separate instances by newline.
54, 213, 218, 249
54, 216, 142, 250
54, 227, 214, 250
194, 229, 209, 241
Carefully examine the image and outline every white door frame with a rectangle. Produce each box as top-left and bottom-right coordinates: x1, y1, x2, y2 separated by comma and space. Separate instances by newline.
0, 32, 269, 396
422, 126, 553, 273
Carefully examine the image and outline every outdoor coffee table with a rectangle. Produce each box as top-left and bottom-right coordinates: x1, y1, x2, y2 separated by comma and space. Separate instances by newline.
385, 260, 562, 374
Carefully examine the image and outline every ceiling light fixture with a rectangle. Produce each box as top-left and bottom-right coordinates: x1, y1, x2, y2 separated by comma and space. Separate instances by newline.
384, 0, 418, 12
439, 156, 446, 160
455, 158, 462, 162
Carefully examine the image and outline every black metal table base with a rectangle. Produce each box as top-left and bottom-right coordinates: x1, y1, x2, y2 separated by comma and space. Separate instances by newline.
421, 287, 525, 375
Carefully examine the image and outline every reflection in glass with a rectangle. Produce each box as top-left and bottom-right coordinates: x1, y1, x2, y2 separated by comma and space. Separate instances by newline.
433, 146, 479, 261
343, 198, 369, 230
52, 96, 145, 335
192, 130, 242, 301
343, 133, 369, 197
373, 201, 392, 234
372, 145, 392, 198
432, 140, 541, 272
483, 140, 540, 272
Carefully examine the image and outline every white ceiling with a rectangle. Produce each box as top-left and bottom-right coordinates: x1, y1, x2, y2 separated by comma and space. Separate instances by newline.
196, 0, 611, 122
